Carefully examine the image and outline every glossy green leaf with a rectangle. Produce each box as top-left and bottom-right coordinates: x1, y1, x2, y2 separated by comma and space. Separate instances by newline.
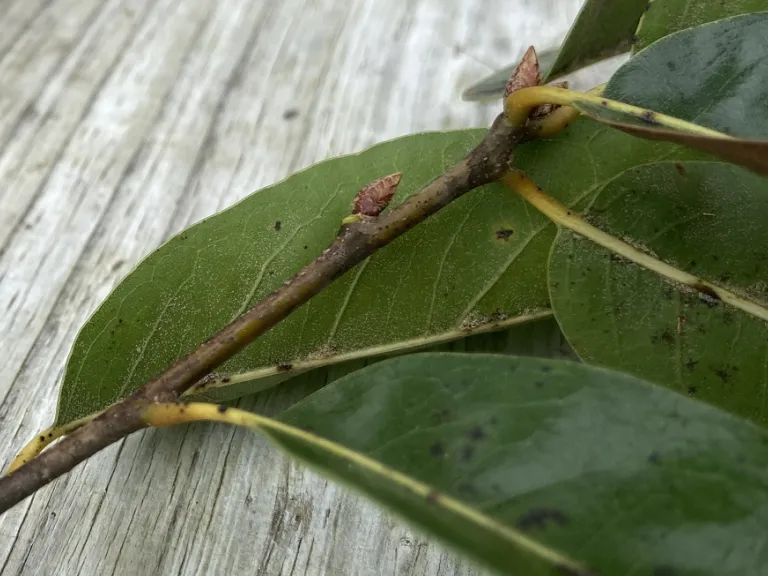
56, 119, 705, 425
604, 12, 768, 139
571, 99, 768, 175
634, 0, 768, 52
271, 353, 768, 575
549, 161, 768, 424
544, 0, 648, 82
461, 48, 558, 102
55, 131, 554, 425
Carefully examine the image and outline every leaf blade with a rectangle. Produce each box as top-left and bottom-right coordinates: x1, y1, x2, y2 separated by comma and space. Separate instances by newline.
604, 12, 768, 139
544, 0, 648, 81
634, 0, 768, 52
571, 99, 768, 175
548, 161, 768, 424
268, 353, 768, 575
58, 116, 711, 425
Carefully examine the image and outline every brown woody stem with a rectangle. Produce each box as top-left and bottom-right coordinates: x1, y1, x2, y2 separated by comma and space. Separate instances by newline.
0, 113, 525, 514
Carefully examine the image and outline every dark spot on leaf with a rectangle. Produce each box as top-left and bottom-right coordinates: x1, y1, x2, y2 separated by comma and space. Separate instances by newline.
39, 436, 45, 443
47, 432, 53, 438
609, 253, 628, 264
714, 367, 729, 382
687, 386, 698, 395
426, 490, 440, 504
283, 108, 299, 120
118, 318, 123, 323
433, 408, 452, 424
462, 445, 474, 461
693, 282, 720, 306
217, 405, 228, 413
468, 425, 485, 441
495, 228, 514, 241
601, 100, 608, 106
685, 359, 698, 372
674, 162, 687, 176
689, 260, 696, 268
516, 508, 569, 531
639, 110, 658, 125
541, 365, 552, 373
274, 220, 281, 231
647, 451, 660, 464
554, 564, 598, 576
535, 380, 545, 388
644, 1, 651, 10
429, 442, 444, 457
660, 330, 674, 345
458, 483, 477, 495
304, 245, 308, 249
277, 363, 293, 372
222, 377, 231, 383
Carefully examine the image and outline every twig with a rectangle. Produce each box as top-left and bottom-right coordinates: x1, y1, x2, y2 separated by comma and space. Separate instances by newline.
0, 113, 525, 514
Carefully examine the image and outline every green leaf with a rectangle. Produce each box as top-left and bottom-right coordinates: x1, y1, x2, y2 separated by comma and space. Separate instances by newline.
570, 98, 768, 176
603, 12, 768, 139
56, 118, 706, 425
634, 0, 768, 52
566, 11, 768, 175
271, 353, 768, 575
544, 0, 648, 82
549, 161, 768, 424
56, 131, 553, 424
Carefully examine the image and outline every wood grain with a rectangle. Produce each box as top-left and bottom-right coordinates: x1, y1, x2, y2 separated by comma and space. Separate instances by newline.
0, 1, 618, 573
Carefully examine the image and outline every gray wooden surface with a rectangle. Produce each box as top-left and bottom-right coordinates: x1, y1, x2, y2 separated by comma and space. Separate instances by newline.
0, 1, 619, 574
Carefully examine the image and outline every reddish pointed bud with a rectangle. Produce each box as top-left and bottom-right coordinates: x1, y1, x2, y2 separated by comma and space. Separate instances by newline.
352, 172, 402, 217
503, 46, 540, 99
